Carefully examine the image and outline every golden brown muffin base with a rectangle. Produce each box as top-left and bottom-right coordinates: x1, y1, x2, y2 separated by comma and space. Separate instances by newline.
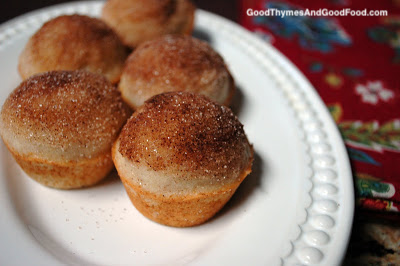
120, 163, 252, 227
8, 145, 114, 189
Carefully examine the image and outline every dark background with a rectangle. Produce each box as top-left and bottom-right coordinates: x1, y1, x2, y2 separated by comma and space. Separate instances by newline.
0, 0, 239, 24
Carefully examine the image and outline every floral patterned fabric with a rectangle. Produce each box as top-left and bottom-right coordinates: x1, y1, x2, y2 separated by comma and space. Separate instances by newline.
240, 0, 400, 214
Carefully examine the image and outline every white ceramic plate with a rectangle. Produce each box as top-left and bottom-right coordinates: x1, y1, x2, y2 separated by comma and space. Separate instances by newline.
0, 1, 354, 265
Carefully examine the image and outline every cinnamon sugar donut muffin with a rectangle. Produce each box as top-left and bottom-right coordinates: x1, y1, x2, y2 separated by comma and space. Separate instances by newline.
0, 70, 131, 189
118, 35, 235, 109
112, 92, 253, 227
18, 15, 128, 83
101, 0, 195, 48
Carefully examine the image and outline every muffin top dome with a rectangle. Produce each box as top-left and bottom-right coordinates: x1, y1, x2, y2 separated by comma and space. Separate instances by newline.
0, 70, 131, 162
114, 91, 252, 195
119, 35, 235, 109
101, 0, 195, 48
18, 15, 128, 83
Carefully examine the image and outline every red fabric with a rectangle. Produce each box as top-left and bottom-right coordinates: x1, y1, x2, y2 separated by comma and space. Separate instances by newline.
239, 0, 400, 214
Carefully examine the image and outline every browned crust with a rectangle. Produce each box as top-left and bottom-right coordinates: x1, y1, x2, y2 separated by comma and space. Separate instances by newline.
9, 144, 114, 189
18, 15, 128, 83
112, 92, 253, 226
119, 157, 252, 227
101, 0, 195, 48
224, 71, 236, 106
179, 1, 195, 35
0, 70, 131, 189
121, 35, 228, 87
122, 177, 237, 227
117, 92, 252, 178
0, 70, 131, 160
103, 0, 181, 22
119, 34, 235, 109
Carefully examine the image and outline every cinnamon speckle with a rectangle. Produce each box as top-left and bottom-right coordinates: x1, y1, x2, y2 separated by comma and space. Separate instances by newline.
0, 70, 131, 161
18, 15, 128, 83
119, 34, 235, 108
118, 92, 252, 180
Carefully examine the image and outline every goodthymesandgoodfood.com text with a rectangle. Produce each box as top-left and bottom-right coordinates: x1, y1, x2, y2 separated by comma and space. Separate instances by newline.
246, 8, 388, 17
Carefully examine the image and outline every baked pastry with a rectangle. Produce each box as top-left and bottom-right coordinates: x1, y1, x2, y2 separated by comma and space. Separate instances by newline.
101, 0, 195, 48
112, 92, 253, 227
0, 70, 131, 189
118, 35, 235, 109
18, 15, 128, 83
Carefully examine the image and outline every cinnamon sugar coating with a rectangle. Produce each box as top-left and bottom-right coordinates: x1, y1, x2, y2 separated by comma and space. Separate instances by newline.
118, 91, 251, 182
101, 0, 195, 48
18, 15, 128, 83
119, 35, 235, 109
113, 91, 253, 226
0, 70, 131, 162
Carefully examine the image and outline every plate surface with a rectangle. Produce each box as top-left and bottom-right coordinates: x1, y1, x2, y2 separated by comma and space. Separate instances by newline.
0, 2, 354, 265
